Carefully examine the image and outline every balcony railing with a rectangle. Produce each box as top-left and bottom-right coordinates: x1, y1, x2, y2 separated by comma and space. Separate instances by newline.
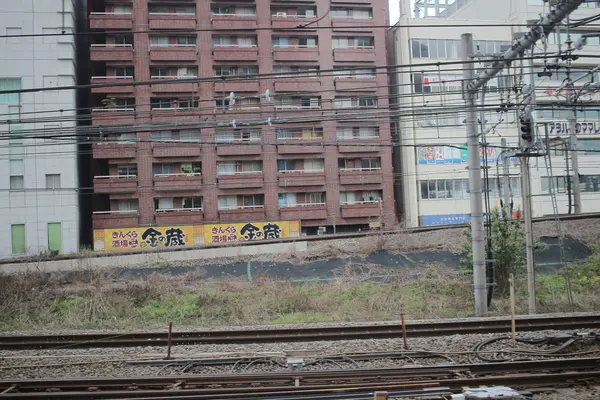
215, 138, 261, 143
213, 44, 258, 48
279, 169, 325, 174
91, 76, 134, 80
334, 75, 376, 80
91, 44, 133, 48
275, 105, 321, 110
339, 167, 381, 172
94, 174, 137, 179
92, 107, 135, 112
93, 210, 138, 215
149, 12, 196, 16
156, 207, 203, 213
212, 13, 256, 17
217, 170, 263, 176
154, 173, 202, 178
341, 200, 381, 205
90, 11, 132, 15
219, 205, 264, 210
272, 44, 318, 49
151, 75, 198, 79
334, 45, 375, 49
150, 43, 197, 48
280, 202, 325, 208
272, 14, 314, 18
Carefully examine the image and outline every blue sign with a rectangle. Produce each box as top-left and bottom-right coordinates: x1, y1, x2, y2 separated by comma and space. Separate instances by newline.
422, 214, 471, 227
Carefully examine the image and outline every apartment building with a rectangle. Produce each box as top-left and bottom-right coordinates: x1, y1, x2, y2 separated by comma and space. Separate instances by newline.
89, 0, 397, 251
388, 0, 600, 228
0, 0, 80, 257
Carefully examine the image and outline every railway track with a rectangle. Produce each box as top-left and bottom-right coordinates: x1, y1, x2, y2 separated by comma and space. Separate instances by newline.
0, 358, 599, 399
1, 313, 598, 350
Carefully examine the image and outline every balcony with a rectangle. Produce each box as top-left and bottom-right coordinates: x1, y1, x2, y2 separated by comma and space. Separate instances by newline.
93, 142, 137, 159
149, 13, 197, 30
90, 44, 133, 61
155, 208, 204, 225
153, 174, 203, 192
275, 78, 321, 92
89, 12, 133, 29
277, 142, 324, 154
91, 76, 134, 94
271, 14, 317, 29
338, 139, 381, 153
333, 48, 376, 63
214, 80, 260, 93
331, 18, 373, 30
150, 77, 197, 93
334, 77, 377, 91
91, 108, 136, 125
212, 14, 257, 29
150, 46, 197, 61
219, 206, 265, 222
273, 47, 319, 62
331, 0, 373, 4
278, 172, 326, 187
93, 210, 139, 229
341, 202, 381, 218
213, 46, 259, 61
280, 204, 327, 220
152, 142, 201, 158
218, 173, 264, 189
216, 143, 262, 156
339, 169, 383, 185
93, 175, 138, 193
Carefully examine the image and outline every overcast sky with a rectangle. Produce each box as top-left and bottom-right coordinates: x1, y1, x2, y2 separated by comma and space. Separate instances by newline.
389, 0, 401, 24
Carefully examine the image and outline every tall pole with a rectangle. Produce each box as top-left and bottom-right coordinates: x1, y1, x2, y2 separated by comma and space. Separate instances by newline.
501, 138, 511, 217
462, 33, 487, 316
520, 157, 536, 314
568, 109, 582, 214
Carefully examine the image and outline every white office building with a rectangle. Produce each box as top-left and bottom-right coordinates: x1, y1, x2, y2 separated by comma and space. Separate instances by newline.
388, 0, 600, 227
0, 0, 80, 256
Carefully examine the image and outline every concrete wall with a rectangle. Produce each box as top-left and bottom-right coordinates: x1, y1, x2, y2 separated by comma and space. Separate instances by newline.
0, 240, 309, 274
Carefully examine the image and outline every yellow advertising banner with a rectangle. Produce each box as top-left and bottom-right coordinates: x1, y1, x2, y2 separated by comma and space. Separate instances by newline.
204, 221, 301, 244
93, 221, 301, 251
99, 226, 197, 251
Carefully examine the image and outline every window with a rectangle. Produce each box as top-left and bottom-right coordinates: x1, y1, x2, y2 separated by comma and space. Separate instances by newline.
279, 192, 325, 207
181, 163, 201, 175
45, 174, 61, 189
215, 129, 261, 142
580, 175, 600, 193
217, 161, 262, 175
156, 197, 175, 210
239, 66, 258, 76
118, 199, 138, 211
541, 176, 568, 194
332, 37, 349, 49
337, 127, 379, 139
297, 8, 316, 17
213, 36, 233, 47
340, 190, 381, 204
355, 37, 373, 48
218, 195, 264, 210
272, 37, 290, 48
177, 36, 196, 46
183, 197, 203, 209
114, 67, 134, 77
278, 159, 324, 172
212, 6, 230, 15
0, 78, 21, 105
150, 36, 169, 46
214, 66, 233, 76
6, 27, 22, 44
10, 160, 24, 190
113, 34, 133, 45
11, 224, 26, 255
358, 97, 377, 108
117, 164, 137, 176
579, 139, 600, 155
299, 37, 317, 48
153, 163, 175, 176
411, 39, 509, 59
237, 36, 256, 47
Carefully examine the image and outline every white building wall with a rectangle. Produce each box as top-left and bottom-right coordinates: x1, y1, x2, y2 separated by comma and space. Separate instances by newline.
0, 0, 79, 256
390, 0, 600, 227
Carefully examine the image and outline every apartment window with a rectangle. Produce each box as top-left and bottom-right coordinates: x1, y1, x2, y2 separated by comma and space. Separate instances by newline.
279, 192, 325, 207
0, 78, 21, 105
212, 6, 230, 14
151, 67, 170, 77
156, 198, 174, 210
45, 174, 61, 189
238, 36, 256, 47
213, 36, 233, 47
11, 224, 26, 255
274, 66, 319, 77
340, 191, 381, 204
355, 37, 373, 48
217, 161, 262, 175
239, 66, 258, 76
153, 163, 175, 176
331, 8, 372, 19
215, 129, 261, 142
358, 97, 377, 108
181, 163, 201, 175
10, 160, 24, 190
214, 66, 233, 76
337, 127, 379, 139
272, 37, 290, 48
218, 194, 264, 210
411, 39, 509, 59
114, 67, 134, 77
332, 37, 349, 49
177, 36, 196, 46
113, 34, 133, 45
297, 8, 316, 17
276, 127, 323, 140
278, 159, 324, 172
339, 158, 381, 170
117, 164, 137, 176
151, 130, 197, 142
183, 197, 203, 209
6, 27, 22, 44
118, 199, 138, 211
299, 37, 317, 48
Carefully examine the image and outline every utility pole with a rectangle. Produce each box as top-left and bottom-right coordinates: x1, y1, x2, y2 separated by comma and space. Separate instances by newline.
460, 0, 585, 317
501, 138, 511, 218
568, 109, 582, 213
462, 33, 487, 316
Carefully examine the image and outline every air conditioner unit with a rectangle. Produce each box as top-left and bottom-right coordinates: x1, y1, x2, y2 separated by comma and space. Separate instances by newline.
276, 12, 287, 17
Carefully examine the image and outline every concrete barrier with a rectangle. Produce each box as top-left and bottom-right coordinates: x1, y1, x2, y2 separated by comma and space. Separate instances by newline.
0, 241, 308, 274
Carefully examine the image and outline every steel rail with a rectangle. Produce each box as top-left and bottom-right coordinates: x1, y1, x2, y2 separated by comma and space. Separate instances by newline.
0, 357, 599, 398
0, 314, 599, 350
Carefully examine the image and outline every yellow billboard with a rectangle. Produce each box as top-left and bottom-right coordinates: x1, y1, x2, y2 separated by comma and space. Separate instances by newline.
95, 225, 199, 251
93, 221, 301, 251
204, 221, 301, 244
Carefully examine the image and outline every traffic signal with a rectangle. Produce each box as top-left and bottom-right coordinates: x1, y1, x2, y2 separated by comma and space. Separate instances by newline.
520, 115, 533, 143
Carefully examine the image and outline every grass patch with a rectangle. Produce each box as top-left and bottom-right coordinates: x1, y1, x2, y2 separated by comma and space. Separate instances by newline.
0, 256, 598, 332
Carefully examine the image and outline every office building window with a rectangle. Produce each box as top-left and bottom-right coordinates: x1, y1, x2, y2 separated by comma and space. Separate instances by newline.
45, 174, 61, 189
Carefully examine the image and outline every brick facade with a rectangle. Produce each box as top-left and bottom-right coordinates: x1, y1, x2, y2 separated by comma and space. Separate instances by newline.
90, 0, 398, 233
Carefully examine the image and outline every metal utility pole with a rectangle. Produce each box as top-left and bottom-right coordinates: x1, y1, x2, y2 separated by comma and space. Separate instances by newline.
520, 157, 536, 314
501, 138, 511, 217
568, 109, 582, 213
462, 33, 487, 316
